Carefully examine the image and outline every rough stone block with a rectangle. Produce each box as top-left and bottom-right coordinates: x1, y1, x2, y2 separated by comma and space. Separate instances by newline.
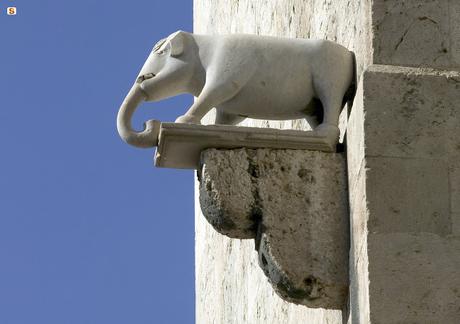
451, 1, 460, 67
362, 65, 460, 160
194, 0, 372, 86
368, 233, 460, 323
348, 239, 370, 324
366, 156, 451, 235
194, 0, 460, 321
195, 205, 343, 323
453, 213, 460, 237
199, 149, 256, 239
346, 64, 460, 323
372, 0, 453, 69
345, 78, 365, 192
349, 168, 368, 267
450, 164, 460, 215
199, 148, 349, 309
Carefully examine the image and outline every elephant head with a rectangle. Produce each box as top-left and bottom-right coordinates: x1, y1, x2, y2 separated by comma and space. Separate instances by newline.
117, 31, 201, 148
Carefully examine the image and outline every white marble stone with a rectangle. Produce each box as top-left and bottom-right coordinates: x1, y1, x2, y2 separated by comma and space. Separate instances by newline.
154, 123, 336, 169
117, 31, 355, 149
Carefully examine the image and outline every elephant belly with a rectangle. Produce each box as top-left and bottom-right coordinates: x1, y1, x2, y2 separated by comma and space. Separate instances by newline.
217, 80, 316, 120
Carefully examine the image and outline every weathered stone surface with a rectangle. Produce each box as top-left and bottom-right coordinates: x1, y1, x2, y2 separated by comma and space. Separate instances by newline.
362, 65, 460, 160
195, 210, 343, 324
194, 0, 460, 322
348, 230, 369, 324
366, 157, 450, 235
345, 78, 365, 193
194, 0, 372, 121
372, 0, 457, 69
368, 233, 460, 323
194, 0, 460, 95
346, 93, 370, 323
199, 149, 256, 238
346, 65, 460, 323
253, 150, 349, 309
194, 0, 355, 321
199, 148, 349, 309
450, 165, 460, 216
451, 1, 460, 67
453, 213, 460, 237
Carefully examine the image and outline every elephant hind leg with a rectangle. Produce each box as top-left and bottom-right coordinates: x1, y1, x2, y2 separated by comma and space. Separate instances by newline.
313, 94, 343, 146
305, 115, 319, 130
319, 95, 343, 127
303, 98, 323, 131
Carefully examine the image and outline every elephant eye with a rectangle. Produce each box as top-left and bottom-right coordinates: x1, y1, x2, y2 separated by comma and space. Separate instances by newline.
156, 49, 166, 55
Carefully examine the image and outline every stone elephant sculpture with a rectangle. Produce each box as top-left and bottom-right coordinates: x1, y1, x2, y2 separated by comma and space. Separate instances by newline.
117, 31, 355, 148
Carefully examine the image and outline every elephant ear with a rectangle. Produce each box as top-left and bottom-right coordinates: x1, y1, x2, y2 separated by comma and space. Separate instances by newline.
168, 31, 185, 57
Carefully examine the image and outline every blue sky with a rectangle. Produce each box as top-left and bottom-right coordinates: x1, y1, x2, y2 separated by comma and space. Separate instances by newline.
0, 1, 195, 323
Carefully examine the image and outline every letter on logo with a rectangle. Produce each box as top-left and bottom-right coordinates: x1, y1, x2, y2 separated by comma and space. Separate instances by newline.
7, 7, 17, 15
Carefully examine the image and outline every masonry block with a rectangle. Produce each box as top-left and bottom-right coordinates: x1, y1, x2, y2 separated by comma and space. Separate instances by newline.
347, 65, 460, 323
372, 0, 455, 69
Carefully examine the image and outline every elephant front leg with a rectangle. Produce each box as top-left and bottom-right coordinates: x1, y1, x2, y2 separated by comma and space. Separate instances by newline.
175, 112, 203, 124
175, 83, 241, 124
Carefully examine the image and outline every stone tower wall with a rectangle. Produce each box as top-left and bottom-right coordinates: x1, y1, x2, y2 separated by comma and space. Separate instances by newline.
194, 1, 460, 323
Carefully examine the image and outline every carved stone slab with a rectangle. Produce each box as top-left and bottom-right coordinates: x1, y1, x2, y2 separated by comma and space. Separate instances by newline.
199, 148, 349, 309
154, 123, 336, 169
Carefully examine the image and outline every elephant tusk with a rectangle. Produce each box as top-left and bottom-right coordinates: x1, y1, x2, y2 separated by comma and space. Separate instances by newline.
117, 83, 161, 148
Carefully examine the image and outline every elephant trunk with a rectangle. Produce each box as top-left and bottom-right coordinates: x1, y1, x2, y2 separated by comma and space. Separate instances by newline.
117, 84, 161, 148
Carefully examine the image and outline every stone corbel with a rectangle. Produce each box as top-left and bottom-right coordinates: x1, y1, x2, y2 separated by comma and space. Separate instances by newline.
198, 148, 349, 309
116, 117, 350, 309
